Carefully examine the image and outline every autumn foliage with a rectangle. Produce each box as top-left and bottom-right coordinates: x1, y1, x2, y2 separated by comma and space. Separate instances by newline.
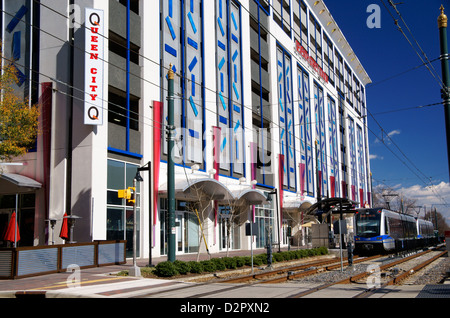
0, 63, 39, 161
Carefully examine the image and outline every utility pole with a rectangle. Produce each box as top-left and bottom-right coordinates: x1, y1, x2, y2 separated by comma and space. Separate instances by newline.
167, 65, 176, 262
438, 5, 450, 180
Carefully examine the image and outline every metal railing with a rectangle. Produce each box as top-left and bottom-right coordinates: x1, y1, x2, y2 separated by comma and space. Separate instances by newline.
0, 240, 126, 279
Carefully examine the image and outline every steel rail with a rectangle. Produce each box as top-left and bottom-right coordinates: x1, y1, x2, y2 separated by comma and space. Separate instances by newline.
354, 250, 448, 298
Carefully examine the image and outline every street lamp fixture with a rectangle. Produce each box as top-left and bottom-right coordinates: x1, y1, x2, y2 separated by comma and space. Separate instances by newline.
137, 162, 154, 267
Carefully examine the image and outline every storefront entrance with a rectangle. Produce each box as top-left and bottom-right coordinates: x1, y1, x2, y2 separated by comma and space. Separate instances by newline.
255, 206, 276, 248
0, 193, 36, 247
218, 206, 240, 251
160, 199, 201, 255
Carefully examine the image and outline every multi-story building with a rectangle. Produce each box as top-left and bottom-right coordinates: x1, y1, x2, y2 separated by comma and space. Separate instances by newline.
0, 0, 371, 259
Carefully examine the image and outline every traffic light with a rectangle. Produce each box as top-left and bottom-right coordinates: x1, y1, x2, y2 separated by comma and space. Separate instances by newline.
118, 187, 136, 204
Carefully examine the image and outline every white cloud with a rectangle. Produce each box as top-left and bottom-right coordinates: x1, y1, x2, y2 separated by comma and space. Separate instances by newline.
387, 129, 401, 137
396, 181, 450, 222
369, 154, 383, 160
374, 129, 401, 144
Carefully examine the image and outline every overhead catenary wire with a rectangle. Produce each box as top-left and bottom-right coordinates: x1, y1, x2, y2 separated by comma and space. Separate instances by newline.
5, 1, 450, 208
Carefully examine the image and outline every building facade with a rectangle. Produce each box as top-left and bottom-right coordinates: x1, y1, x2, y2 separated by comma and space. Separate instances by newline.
0, 0, 371, 259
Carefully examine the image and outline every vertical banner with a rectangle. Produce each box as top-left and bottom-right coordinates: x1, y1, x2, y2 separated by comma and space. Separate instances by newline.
84, 8, 104, 125
278, 154, 284, 226
153, 101, 162, 228
213, 126, 221, 181
213, 126, 221, 235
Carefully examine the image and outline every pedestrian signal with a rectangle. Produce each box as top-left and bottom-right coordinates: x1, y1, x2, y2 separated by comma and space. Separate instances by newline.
118, 187, 136, 204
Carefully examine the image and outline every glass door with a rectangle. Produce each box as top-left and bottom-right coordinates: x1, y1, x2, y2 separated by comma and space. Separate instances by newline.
176, 212, 184, 254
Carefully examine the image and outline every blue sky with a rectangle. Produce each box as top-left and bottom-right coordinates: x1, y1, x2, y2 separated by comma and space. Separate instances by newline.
325, 0, 450, 222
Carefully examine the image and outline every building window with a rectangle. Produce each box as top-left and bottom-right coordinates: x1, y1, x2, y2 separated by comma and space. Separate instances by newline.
314, 81, 327, 198
108, 88, 139, 131
250, 0, 273, 187
348, 116, 357, 202
255, 206, 275, 248
106, 159, 141, 258
118, 0, 139, 15
335, 50, 344, 96
216, 0, 244, 177
273, 0, 291, 37
309, 13, 322, 67
293, 0, 308, 52
298, 66, 313, 196
323, 33, 334, 86
161, 0, 204, 168
277, 45, 296, 191
345, 63, 353, 106
159, 199, 200, 255
327, 95, 339, 198
357, 125, 366, 207
0, 193, 35, 247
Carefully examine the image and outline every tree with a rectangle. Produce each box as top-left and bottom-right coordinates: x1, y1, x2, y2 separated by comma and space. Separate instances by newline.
373, 184, 417, 214
424, 209, 450, 237
0, 63, 39, 161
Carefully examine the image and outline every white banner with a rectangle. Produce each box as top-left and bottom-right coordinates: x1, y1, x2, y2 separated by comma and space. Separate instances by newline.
84, 8, 104, 125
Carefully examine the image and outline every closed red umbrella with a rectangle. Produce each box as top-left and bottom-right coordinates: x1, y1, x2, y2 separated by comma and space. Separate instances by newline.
59, 213, 69, 241
4, 211, 20, 246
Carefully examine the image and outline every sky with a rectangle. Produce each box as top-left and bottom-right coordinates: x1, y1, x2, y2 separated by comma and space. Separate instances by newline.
324, 0, 450, 225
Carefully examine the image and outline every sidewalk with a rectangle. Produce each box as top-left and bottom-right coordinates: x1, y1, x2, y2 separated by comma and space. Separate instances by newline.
0, 247, 286, 296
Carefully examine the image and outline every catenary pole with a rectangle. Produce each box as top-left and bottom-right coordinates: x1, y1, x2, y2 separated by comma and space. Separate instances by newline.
438, 5, 450, 180
167, 65, 176, 262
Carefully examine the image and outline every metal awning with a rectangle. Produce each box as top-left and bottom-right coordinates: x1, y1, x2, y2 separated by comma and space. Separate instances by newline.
159, 176, 234, 201
283, 195, 314, 212
0, 173, 42, 194
304, 197, 359, 219
229, 188, 268, 206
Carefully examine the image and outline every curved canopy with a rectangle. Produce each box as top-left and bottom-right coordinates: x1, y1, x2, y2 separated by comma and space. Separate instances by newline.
233, 188, 268, 206
159, 176, 234, 201
282, 195, 314, 212
0, 173, 42, 194
304, 197, 359, 218
160, 175, 268, 206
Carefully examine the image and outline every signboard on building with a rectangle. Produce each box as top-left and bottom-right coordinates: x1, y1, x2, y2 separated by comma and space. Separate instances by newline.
84, 8, 104, 125
294, 39, 329, 84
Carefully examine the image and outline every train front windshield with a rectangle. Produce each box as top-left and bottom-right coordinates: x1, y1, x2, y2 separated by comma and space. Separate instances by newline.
355, 211, 381, 238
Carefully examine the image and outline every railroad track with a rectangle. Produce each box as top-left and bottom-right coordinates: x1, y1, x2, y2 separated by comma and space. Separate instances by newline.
353, 249, 448, 298
132, 245, 447, 298
288, 246, 447, 298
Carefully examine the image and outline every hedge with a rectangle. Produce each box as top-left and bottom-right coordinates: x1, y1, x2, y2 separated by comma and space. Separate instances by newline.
152, 247, 328, 277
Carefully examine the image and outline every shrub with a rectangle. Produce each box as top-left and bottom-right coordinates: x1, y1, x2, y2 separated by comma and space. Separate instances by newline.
255, 253, 268, 265
223, 257, 237, 269
211, 258, 226, 271
174, 260, 190, 275
252, 256, 263, 266
243, 256, 253, 266
155, 261, 178, 277
200, 260, 216, 272
188, 261, 203, 274
233, 256, 246, 268
273, 252, 285, 262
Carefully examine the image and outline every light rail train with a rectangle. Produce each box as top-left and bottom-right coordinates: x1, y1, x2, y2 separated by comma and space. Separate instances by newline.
354, 208, 436, 254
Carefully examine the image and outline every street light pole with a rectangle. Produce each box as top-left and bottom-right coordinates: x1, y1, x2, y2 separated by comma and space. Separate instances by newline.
438, 5, 450, 179
167, 65, 176, 262
137, 162, 153, 267
129, 177, 141, 277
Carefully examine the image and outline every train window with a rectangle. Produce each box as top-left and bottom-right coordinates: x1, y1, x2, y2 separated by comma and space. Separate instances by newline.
355, 212, 380, 237
384, 217, 389, 234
